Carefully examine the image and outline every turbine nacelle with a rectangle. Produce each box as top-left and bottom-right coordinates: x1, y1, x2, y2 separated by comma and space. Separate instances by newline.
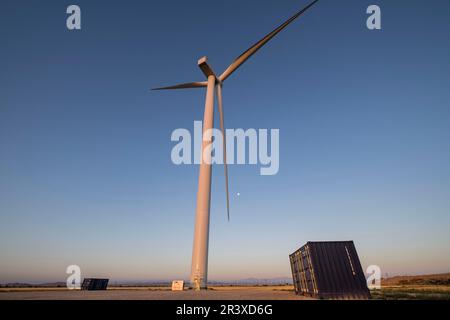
198, 56, 218, 81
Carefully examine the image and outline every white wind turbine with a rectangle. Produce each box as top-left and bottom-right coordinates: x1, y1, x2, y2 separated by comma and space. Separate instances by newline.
153, 0, 319, 290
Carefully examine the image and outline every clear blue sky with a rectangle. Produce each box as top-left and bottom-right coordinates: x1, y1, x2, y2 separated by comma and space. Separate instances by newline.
1, 0, 450, 283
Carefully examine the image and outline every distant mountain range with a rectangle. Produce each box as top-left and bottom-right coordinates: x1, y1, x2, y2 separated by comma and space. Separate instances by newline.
3, 273, 450, 288
381, 273, 450, 286
223, 277, 293, 285
0, 282, 67, 288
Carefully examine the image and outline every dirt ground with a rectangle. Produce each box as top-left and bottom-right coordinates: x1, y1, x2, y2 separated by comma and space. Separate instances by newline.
2, 284, 449, 300
0, 286, 314, 300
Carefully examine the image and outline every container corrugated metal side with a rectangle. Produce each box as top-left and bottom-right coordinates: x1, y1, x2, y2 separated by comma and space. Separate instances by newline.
81, 278, 109, 291
290, 241, 370, 299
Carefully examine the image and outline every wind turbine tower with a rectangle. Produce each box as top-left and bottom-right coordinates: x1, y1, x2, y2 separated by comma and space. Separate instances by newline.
153, 0, 319, 290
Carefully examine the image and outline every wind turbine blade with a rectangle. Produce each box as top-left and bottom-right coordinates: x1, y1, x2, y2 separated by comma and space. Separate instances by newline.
152, 81, 208, 90
219, 0, 319, 82
216, 84, 230, 221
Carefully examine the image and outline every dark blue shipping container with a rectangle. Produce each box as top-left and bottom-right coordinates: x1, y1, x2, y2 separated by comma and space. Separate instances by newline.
290, 241, 371, 299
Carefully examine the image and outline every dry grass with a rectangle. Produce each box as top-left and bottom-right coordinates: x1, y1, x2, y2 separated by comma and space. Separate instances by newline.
372, 285, 450, 300
370, 273, 450, 300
